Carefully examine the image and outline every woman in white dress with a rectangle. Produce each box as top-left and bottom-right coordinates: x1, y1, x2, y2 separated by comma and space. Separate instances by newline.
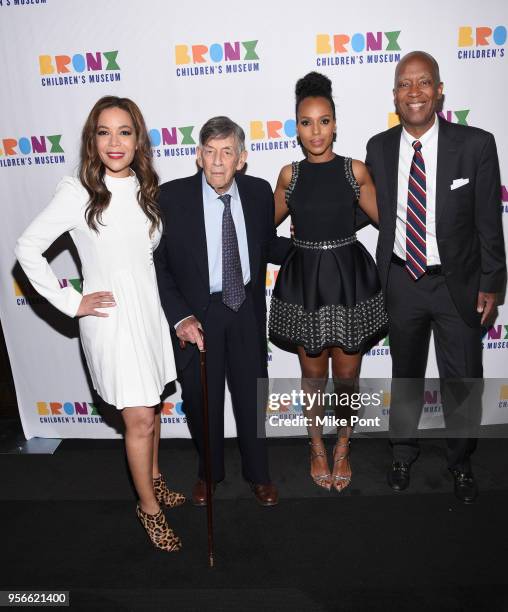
16, 96, 183, 552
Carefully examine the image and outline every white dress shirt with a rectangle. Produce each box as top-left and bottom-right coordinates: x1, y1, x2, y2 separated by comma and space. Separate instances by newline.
202, 172, 251, 293
395, 114, 440, 265
174, 174, 251, 329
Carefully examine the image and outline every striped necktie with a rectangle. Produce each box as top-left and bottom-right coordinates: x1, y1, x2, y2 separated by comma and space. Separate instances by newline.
405, 140, 427, 280
220, 194, 245, 311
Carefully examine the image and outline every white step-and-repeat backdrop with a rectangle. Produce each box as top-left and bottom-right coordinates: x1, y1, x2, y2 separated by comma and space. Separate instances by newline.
1, 0, 507, 439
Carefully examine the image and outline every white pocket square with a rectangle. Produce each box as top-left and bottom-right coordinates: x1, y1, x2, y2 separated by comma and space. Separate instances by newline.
450, 178, 469, 190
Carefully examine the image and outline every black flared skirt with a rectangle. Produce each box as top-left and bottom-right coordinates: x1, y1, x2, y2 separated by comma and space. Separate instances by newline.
269, 240, 389, 355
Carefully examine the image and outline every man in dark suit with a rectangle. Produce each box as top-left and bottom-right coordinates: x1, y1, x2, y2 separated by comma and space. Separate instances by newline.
155, 116, 289, 506
366, 51, 506, 503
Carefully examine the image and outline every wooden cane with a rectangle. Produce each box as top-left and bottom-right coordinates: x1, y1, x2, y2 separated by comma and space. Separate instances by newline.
198, 331, 214, 568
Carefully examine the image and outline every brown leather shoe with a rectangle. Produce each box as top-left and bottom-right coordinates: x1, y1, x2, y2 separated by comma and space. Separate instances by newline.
249, 482, 279, 506
192, 479, 216, 507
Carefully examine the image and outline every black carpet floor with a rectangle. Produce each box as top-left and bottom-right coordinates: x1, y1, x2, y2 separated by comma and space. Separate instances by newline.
1, 437, 508, 611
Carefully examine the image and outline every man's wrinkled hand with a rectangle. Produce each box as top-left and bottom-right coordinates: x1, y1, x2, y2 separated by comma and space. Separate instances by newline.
176, 315, 204, 351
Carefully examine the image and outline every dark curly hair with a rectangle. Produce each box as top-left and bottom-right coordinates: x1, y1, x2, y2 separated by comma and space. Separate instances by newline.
295, 71, 336, 119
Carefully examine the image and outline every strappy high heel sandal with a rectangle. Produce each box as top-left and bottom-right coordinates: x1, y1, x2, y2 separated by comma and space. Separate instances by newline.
136, 505, 182, 552
153, 474, 186, 509
332, 441, 351, 493
309, 441, 332, 491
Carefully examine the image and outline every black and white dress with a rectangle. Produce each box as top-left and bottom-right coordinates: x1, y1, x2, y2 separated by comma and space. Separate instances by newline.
269, 155, 388, 355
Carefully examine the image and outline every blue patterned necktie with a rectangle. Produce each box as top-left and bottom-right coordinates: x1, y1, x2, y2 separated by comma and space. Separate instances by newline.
220, 194, 245, 311
405, 140, 427, 280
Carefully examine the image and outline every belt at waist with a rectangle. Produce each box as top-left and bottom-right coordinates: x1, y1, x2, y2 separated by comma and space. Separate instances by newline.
210, 281, 252, 302
391, 253, 442, 276
292, 234, 357, 250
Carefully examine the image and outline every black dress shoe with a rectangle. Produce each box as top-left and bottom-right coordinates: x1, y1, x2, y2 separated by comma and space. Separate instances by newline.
450, 469, 478, 504
387, 461, 411, 491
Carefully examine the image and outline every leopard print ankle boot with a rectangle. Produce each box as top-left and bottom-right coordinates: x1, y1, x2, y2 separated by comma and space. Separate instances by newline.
136, 505, 182, 552
153, 474, 185, 508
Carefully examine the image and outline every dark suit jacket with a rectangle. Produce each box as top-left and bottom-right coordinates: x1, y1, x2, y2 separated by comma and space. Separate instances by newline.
366, 116, 506, 327
155, 170, 290, 370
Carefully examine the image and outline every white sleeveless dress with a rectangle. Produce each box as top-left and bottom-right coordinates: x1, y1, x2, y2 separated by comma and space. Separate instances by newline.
15, 174, 176, 409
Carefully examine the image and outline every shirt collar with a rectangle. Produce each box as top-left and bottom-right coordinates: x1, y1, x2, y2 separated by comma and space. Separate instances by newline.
402, 113, 439, 149
201, 172, 239, 204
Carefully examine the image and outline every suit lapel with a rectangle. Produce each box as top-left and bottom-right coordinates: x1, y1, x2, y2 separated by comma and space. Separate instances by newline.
383, 125, 402, 219
183, 171, 210, 289
236, 174, 260, 286
436, 116, 459, 225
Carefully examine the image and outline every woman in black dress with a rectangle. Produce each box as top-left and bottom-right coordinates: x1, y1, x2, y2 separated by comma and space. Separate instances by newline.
269, 72, 387, 492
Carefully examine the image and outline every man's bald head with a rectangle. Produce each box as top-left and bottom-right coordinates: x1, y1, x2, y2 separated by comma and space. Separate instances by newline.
394, 51, 441, 88
393, 50, 444, 137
